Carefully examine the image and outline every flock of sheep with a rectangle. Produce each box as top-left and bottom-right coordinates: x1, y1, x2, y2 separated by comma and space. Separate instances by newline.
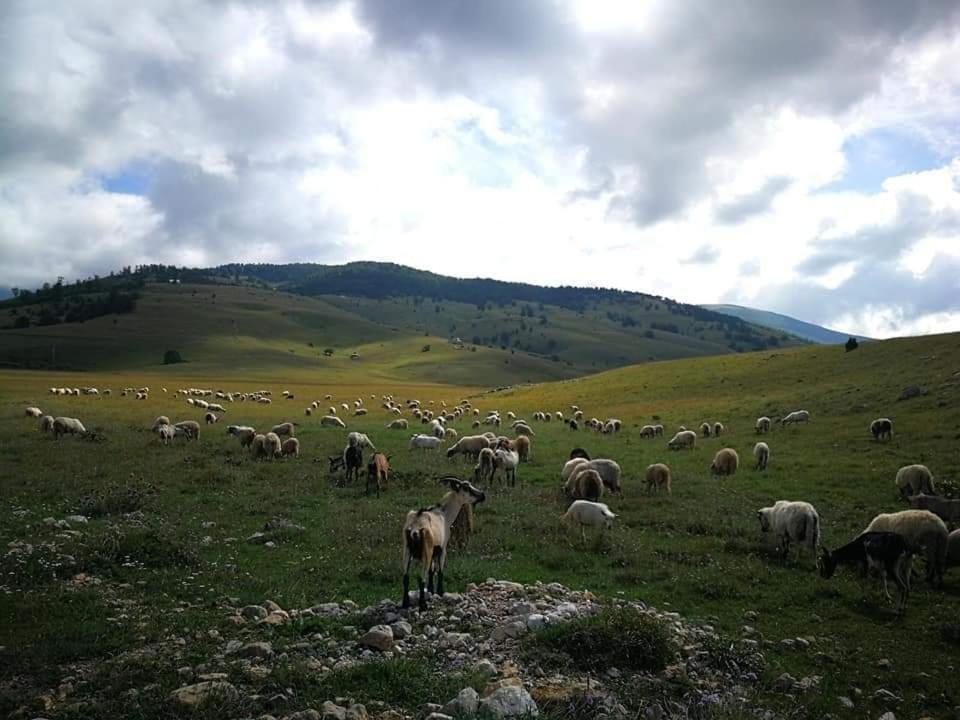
23, 387, 959, 616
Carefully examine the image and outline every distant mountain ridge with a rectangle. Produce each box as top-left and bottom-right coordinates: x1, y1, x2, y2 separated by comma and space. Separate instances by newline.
702, 304, 870, 344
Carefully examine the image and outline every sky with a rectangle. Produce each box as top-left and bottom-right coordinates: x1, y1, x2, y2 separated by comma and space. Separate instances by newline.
1, 1, 960, 339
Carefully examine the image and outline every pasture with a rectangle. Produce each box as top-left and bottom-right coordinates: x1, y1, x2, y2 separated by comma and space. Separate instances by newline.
1, 331, 959, 719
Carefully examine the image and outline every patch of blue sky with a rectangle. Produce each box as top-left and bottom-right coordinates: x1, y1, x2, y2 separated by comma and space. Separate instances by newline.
819, 127, 945, 194
100, 162, 153, 196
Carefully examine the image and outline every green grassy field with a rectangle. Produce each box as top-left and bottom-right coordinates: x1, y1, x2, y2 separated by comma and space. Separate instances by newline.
1, 332, 958, 718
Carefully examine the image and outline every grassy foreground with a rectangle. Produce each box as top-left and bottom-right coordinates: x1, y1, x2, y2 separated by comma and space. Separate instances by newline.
1, 332, 959, 718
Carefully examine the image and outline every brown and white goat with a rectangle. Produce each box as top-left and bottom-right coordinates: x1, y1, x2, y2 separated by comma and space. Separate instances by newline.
366, 452, 389, 497
401, 477, 486, 611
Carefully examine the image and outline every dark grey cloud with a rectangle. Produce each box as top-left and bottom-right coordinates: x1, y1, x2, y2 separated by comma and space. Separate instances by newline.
714, 177, 791, 225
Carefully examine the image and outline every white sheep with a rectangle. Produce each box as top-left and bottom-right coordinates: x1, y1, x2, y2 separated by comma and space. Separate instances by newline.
39, 415, 55, 433
53, 417, 86, 438
409, 434, 443, 450
157, 424, 175, 445
667, 430, 697, 450
25, 407, 43, 418
347, 431, 377, 451
560, 500, 617, 542
321, 415, 347, 428
386, 419, 409, 430
493, 447, 520, 486
757, 500, 821, 560
271, 422, 296, 437
204, 411, 219, 425
864, 510, 948, 586
755, 416, 771, 434
780, 410, 810, 426
754, 442, 770, 471
473, 447, 495, 483
895, 464, 935, 498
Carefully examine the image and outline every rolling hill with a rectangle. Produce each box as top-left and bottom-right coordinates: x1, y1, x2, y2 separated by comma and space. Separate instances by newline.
0, 263, 806, 382
703, 303, 870, 344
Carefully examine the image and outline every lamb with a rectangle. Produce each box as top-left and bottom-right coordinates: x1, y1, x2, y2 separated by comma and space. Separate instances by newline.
157, 424, 176, 445
320, 415, 347, 428
473, 447, 495, 483
39, 415, 55, 433
895, 464, 935, 498
667, 430, 697, 450
53, 417, 87, 438
870, 417, 893, 441
755, 416, 771, 434
347, 431, 377, 451
780, 410, 810, 426
817, 532, 916, 614
564, 467, 604, 502
366, 452, 389, 497
446, 435, 492, 461
386, 418, 409, 430
204, 411, 219, 425
863, 509, 948, 587
513, 435, 531, 462
757, 500, 821, 560
713, 422, 724, 436
645, 463, 672, 495
409, 434, 443, 450
699, 422, 712, 438
401, 477, 486, 610
560, 500, 617, 542
25, 407, 43, 418
493, 447, 520, 487
174, 420, 201, 441
753, 442, 770, 471
271, 422, 296, 438
908, 494, 960, 523
226, 425, 257, 448
281, 437, 300, 458
151, 415, 171, 430
710, 448, 739, 477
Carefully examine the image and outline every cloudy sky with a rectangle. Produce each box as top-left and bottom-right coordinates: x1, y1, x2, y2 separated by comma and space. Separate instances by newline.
2, 1, 959, 338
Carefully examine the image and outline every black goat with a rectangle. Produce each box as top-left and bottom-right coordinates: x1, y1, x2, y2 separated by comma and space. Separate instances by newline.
329, 445, 363, 486
818, 532, 915, 614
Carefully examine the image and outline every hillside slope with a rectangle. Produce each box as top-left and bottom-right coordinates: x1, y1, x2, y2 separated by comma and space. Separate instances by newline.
703, 303, 870, 344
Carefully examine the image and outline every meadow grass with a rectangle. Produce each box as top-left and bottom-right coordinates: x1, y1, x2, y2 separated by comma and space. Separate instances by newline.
0, 332, 958, 718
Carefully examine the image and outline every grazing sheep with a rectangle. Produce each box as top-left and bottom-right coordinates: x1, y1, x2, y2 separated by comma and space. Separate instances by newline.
710, 448, 739, 477
654, 424, 664, 436
409, 434, 443, 450
818, 532, 916, 614
281, 437, 300, 458
514, 435, 531, 462
320, 415, 347, 428
429, 419, 446, 439
386, 418, 409, 430
639, 425, 656, 438
53, 417, 86, 438
755, 416, 771, 434
262, 432, 282, 458
564, 467, 604, 502
870, 417, 893, 441
713, 422, 724, 436
753, 442, 770, 471
560, 500, 617, 542
305, 407, 312, 416
25, 407, 43, 418
569, 447, 591, 461
908, 494, 960, 523
354, 407, 368, 416
271, 422, 296, 438
366, 452, 389, 497
864, 510, 948, 586
446, 435, 492, 461
895, 464, 935, 498
561, 457, 589, 484
586, 459, 622, 497
207, 403, 226, 413
444, 427, 459, 441
474, 447, 495, 483
250, 434, 267, 458
151, 415, 171, 430
174, 420, 201, 441
757, 500, 821, 560
948, 529, 960, 570
513, 422, 535, 437
39, 415, 55, 433
699, 422, 712, 438
493, 447, 520, 486
347, 431, 377, 451
226, 425, 257, 448
204, 411, 219, 425
401, 477, 486, 610
780, 410, 810, 426
668, 430, 697, 450
645, 463, 672, 495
